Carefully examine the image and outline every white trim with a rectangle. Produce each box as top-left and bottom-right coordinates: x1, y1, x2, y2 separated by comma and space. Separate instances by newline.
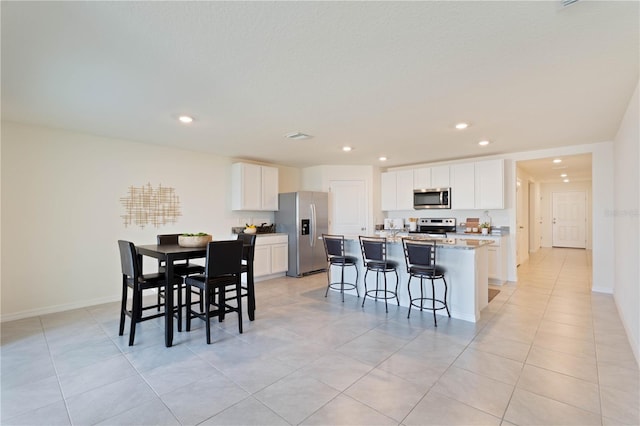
0, 295, 120, 323
592, 286, 614, 294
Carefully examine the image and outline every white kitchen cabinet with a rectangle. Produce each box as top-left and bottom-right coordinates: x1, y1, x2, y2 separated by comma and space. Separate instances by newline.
450, 163, 475, 209
413, 165, 450, 189
450, 160, 504, 210
431, 165, 450, 188
453, 233, 507, 284
231, 162, 279, 211
253, 234, 288, 279
381, 170, 413, 211
475, 159, 504, 209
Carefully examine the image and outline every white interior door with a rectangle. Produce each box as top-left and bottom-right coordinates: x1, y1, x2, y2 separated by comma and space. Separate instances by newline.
552, 191, 586, 248
516, 178, 529, 266
329, 180, 367, 235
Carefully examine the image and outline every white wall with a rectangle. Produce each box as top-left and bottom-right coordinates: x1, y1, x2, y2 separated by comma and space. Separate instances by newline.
613, 82, 640, 364
0, 122, 295, 320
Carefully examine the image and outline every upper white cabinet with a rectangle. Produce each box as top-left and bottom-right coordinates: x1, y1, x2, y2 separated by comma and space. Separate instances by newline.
381, 170, 413, 211
231, 163, 279, 211
450, 159, 504, 210
413, 165, 450, 189
450, 163, 476, 209
475, 159, 504, 209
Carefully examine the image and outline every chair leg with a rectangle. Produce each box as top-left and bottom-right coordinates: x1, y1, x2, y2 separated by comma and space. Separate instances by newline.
383, 271, 388, 313
354, 265, 360, 297
247, 269, 256, 321
325, 264, 331, 297
186, 284, 192, 332
340, 263, 345, 302
394, 270, 400, 306
176, 284, 182, 333
443, 277, 451, 317
362, 269, 369, 308
205, 284, 212, 344
407, 276, 413, 318
431, 279, 437, 327
129, 286, 141, 346
236, 280, 243, 334
119, 277, 127, 336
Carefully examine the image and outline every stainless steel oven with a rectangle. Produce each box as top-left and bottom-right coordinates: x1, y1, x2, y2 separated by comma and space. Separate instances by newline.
413, 187, 451, 209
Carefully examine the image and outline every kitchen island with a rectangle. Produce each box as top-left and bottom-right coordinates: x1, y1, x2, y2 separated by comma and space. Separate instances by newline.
328, 236, 492, 323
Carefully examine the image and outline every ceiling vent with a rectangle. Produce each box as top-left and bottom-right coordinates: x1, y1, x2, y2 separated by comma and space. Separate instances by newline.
285, 132, 313, 140
561, 0, 580, 8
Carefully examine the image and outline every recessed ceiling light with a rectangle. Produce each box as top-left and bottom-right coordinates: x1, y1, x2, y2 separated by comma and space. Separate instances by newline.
178, 115, 194, 124
455, 122, 469, 130
563, 179, 570, 183
553, 158, 562, 163
560, 173, 568, 178
342, 146, 352, 152
285, 132, 313, 140
379, 156, 387, 161
478, 140, 490, 146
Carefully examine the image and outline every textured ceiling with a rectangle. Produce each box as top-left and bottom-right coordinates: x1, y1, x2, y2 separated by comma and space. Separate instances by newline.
2, 1, 638, 178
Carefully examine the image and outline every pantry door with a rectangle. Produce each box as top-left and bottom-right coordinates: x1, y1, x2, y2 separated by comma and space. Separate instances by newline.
552, 191, 586, 248
329, 180, 367, 236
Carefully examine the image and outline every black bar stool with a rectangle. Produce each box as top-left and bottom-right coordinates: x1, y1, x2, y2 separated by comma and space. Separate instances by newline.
359, 236, 399, 313
322, 234, 359, 302
402, 239, 450, 325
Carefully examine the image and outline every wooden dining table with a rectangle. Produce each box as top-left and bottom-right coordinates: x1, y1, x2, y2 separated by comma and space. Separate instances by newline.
136, 242, 255, 347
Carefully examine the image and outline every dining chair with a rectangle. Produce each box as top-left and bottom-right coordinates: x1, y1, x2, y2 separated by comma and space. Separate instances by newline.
156, 234, 206, 328
236, 233, 257, 321
184, 240, 244, 344
117, 240, 183, 346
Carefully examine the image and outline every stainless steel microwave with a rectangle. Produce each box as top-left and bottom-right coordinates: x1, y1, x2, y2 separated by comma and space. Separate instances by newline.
413, 187, 451, 209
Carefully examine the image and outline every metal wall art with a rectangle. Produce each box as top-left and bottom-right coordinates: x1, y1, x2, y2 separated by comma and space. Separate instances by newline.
120, 183, 181, 228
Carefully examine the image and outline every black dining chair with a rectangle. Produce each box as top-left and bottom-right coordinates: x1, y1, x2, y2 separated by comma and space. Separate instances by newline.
185, 240, 244, 344
402, 239, 450, 325
117, 240, 183, 346
359, 235, 399, 313
156, 234, 206, 330
236, 233, 257, 321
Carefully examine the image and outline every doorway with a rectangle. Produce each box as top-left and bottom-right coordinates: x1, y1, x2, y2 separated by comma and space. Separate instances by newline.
552, 191, 587, 248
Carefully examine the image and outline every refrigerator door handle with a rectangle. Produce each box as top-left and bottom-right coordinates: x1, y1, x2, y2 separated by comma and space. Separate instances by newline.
310, 203, 316, 247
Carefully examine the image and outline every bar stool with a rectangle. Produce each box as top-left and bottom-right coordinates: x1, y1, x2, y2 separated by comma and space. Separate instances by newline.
402, 239, 450, 325
322, 234, 359, 302
359, 236, 399, 313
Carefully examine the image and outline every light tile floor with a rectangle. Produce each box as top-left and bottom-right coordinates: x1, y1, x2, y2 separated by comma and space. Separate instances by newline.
2, 248, 639, 425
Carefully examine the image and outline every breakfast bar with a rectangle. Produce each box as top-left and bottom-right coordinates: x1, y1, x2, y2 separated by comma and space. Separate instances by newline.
329, 236, 492, 323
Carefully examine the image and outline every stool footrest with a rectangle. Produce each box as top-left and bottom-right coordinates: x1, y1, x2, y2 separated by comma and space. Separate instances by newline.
328, 282, 358, 292
364, 289, 398, 300
409, 297, 448, 311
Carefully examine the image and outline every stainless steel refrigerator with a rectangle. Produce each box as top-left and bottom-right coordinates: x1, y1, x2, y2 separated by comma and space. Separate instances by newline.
275, 191, 328, 277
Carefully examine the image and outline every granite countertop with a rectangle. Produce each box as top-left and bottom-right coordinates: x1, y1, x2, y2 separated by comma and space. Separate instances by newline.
345, 234, 493, 250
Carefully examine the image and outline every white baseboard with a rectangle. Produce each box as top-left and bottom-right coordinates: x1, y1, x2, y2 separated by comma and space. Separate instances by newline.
1, 295, 121, 323
592, 286, 614, 294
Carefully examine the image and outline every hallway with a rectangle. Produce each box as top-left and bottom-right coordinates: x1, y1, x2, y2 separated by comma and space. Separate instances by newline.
1, 248, 638, 425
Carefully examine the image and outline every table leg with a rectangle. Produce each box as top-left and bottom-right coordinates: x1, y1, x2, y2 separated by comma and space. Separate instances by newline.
164, 255, 174, 347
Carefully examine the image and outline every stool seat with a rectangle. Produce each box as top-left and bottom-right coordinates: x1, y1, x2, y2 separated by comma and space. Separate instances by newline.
329, 255, 358, 265
360, 236, 399, 313
408, 264, 445, 277
323, 234, 359, 302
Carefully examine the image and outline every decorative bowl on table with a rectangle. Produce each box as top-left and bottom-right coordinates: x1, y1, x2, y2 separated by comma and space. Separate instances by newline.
244, 225, 257, 234
178, 233, 212, 247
